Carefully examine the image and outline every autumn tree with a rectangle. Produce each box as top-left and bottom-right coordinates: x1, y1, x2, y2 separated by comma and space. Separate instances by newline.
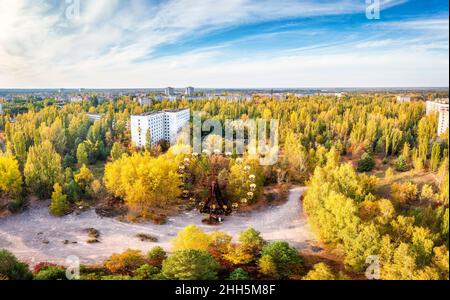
24, 141, 62, 198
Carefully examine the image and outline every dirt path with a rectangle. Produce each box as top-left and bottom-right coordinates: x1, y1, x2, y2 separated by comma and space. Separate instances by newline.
0, 187, 317, 266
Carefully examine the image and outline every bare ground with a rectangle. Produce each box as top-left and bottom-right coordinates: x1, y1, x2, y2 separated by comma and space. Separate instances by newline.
0, 187, 318, 266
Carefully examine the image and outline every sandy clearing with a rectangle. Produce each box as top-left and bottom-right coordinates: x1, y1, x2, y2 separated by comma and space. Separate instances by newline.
0, 187, 316, 266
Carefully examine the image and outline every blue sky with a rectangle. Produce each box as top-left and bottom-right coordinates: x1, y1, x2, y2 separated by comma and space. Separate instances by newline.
0, 0, 448, 88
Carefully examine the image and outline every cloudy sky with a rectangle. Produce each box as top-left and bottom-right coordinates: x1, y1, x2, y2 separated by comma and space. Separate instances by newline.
0, 0, 448, 88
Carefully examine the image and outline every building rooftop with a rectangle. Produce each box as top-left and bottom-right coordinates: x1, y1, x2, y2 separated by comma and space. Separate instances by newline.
132, 108, 189, 117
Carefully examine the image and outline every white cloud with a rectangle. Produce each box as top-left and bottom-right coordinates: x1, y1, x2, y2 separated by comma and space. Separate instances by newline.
0, 0, 447, 88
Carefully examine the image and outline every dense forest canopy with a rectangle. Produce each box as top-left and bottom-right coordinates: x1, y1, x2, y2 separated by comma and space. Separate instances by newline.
0, 92, 448, 280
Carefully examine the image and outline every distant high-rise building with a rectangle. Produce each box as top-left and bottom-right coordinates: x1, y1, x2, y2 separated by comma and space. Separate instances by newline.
130, 108, 190, 148
165, 87, 175, 96
185, 87, 195, 96
426, 98, 449, 136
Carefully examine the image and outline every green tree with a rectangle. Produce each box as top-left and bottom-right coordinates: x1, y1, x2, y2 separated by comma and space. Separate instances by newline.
258, 241, 303, 279
111, 142, 127, 161
430, 143, 441, 172
357, 152, 375, 172
394, 155, 409, 172
161, 250, 219, 280
76, 143, 89, 166
0, 250, 33, 280
147, 246, 167, 268
228, 268, 250, 280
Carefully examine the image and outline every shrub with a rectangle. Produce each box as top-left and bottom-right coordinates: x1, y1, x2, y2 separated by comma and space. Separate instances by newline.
394, 155, 409, 172
303, 263, 336, 280
228, 268, 250, 280
357, 152, 375, 172
420, 184, 436, 203
104, 249, 146, 275
161, 250, 219, 280
392, 182, 418, 204
134, 264, 160, 280
258, 241, 303, 279
147, 246, 167, 267
34, 265, 66, 280
33, 262, 59, 274
0, 250, 33, 280
7, 198, 23, 213
101, 275, 133, 280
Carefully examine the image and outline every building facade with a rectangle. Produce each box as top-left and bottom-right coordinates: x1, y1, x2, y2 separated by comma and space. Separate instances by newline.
131, 108, 190, 148
165, 87, 175, 96
426, 99, 449, 136
185, 87, 195, 96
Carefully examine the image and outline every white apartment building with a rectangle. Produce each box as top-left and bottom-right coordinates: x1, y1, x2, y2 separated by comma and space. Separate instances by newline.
131, 108, 190, 148
438, 107, 449, 136
0, 103, 2, 114
426, 99, 449, 136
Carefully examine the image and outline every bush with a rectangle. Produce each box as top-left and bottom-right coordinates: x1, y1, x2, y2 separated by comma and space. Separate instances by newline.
394, 155, 409, 172
357, 152, 375, 172
228, 268, 250, 280
303, 263, 336, 280
101, 275, 133, 280
104, 249, 146, 275
0, 250, 33, 280
134, 264, 160, 280
392, 182, 418, 204
7, 198, 23, 213
34, 265, 66, 280
258, 241, 303, 279
161, 250, 219, 280
147, 246, 167, 268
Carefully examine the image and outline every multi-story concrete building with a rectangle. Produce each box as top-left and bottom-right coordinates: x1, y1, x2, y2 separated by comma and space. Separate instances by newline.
165, 87, 175, 96
0, 103, 2, 115
185, 87, 195, 96
131, 108, 190, 148
426, 99, 449, 136
438, 106, 449, 136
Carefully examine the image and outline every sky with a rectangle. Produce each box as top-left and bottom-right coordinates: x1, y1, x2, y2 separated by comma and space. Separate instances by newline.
0, 0, 448, 88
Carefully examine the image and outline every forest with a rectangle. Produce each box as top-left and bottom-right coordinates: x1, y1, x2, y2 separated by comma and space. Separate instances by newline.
0, 93, 448, 280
